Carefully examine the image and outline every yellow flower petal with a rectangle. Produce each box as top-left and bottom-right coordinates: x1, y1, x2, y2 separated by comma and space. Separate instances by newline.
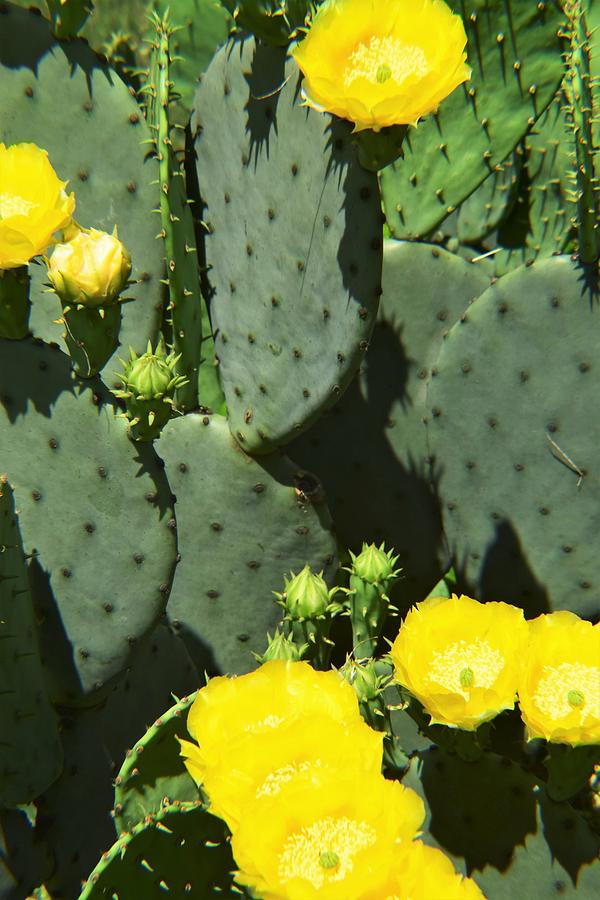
0, 143, 75, 268
232, 767, 425, 900
187, 713, 383, 831
391, 594, 528, 730
518, 612, 600, 745
292, 0, 470, 131
379, 841, 487, 899
185, 660, 365, 762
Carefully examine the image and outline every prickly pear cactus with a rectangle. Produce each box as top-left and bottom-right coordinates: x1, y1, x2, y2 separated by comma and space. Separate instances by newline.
193, 38, 383, 453
0, 3, 163, 370
427, 255, 600, 619
381, 0, 565, 239
159, 413, 338, 674
0, 338, 177, 703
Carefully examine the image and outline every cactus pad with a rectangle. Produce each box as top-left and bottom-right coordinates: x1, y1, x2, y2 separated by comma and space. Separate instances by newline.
193, 38, 383, 453
159, 412, 338, 674
427, 255, 600, 618
0, 338, 177, 703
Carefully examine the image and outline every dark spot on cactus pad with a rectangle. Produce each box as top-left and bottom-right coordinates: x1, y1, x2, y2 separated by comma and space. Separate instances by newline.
431, 407, 441, 418
487, 417, 497, 428
97, 466, 107, 478
514, 463, 524, 472
291, 163, 299, 176
323, 308, 331, 320
579, 580, 591, 589
259, 384, 267, 394
146, 491, 158, 503
539, 507, 549, 516
234, 386, 242, 397
203, 417, 210, 426
246, 244, 253, 256
48, 437, 58, 449
237, 634, 250, 642
244, 409, 254, 425
332, 384, 341, 395
271, 296, 280, 307
224, 81, 230, 95
465, 460, 476, 470
296, 526, 309, 536
32, 489, 41, 501
78, 170, 88, 182
61, 567, 72, 578
178, 463, 188, 473
167, 518, 176, 531
224, 192, 231, 203
247, 560, 260, 570
554, 882, 566, 895
103, 603, 113, 614
83, 523, 95, 534
206, 590, 219, 599
293, 348, 302, 359
129, 113, 140, 125
267, 208, 275, 220
140, 271, 151, 282
297, 260, 305, 272
24, 85, 33, 97
551, 297, 560, 308
323, 215, 331, 228
519, 371, 530, 383
547, 421, 557, 432
133, 553, 144, 565
359, 340, 369, 352
247, 334, 255, 344
562, 545, 572, 554
303, 389, 310, 398
337, 352, 345, 364
462, 362, 471, 373
78, 649, 90, 659
127, 182, 136, 194
498, 302, 508, 315
579, 362, 590, 373
83, 101, 93, 112
253, 483, 265, 493
159, 584, 169, 595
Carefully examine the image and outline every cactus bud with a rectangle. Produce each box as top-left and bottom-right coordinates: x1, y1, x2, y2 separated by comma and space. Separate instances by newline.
341, 656, 388, 704
350, 542, 401, 586
114, 338, 188, 441
275, 565, 337, 620
254, 628, 308, 664
345, 543, 402, 657
48, 226, 131, 309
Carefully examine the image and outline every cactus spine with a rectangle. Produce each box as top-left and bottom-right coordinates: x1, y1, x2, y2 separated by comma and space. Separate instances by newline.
145, 12, 202, 411
564, 0, 600, 265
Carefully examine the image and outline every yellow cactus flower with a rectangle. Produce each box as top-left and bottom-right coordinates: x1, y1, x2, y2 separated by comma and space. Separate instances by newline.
379, 841, 486, 899
48, 226, 131, 309
518, 612, 600, 746
0, 143, 75, 269
181, 660, 366, 774
292, 0, 470, 132
184, 713, 383, 831
390, 594, 528, 730
231, 767, 425, 900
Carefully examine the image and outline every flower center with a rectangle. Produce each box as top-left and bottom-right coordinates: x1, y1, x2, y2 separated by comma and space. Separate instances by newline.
428, 639, 504, 698
533, 663, 599, 721
256, 759, 323, 799
278, 816, 376, 889
0, 193, 37, 219
344, 36, 429, 88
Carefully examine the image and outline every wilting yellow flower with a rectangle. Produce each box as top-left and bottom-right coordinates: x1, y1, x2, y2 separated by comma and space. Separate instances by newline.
0, 143, 75, 269
48, 226, 131, 308
379, 841, 486, 899
181, 660, 366, 774
391, 594, 528, 730
185, 713, 383, 831
292, 0, 470, 132
232, 767, 425, 900
518, 612, 600, 746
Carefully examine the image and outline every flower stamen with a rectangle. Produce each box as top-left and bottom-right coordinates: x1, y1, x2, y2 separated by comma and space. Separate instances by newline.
428, 638, 504, 698
533, 663, 599, 721
278, 816, 376, 888
343, 36, 429, 88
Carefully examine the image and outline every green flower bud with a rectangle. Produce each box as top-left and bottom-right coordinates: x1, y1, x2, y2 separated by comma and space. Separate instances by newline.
341, 657, 389, 704
274, 565, 333, 620
254, 628, 307, 664
114, 338, 188, 441
349, 542, 401, 586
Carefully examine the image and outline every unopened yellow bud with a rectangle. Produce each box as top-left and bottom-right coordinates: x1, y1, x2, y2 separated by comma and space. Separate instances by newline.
48, 226, 131, 308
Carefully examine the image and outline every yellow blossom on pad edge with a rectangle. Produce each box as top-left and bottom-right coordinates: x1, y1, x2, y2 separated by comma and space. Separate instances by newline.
181, 712, 383, 831
379, 841, 486, 899
182, 660, 365, 767
0, 143, 75, 269
291, 0, 470, 132
231, 767, 425, 900
391, 594, 528, 730
518, 611, 600, 746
